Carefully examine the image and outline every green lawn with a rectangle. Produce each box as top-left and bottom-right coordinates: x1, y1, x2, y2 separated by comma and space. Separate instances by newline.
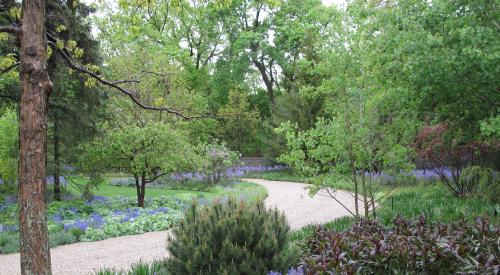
244, 170, 312, 183
291, 182, 499, 242
68, 176, 267, 202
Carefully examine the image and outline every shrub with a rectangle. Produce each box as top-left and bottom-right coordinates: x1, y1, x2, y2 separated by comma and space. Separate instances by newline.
459, 165, 493, 195
458, 165, 500, 204
0, 232, 18, 254
481, 176, 500, 204
300, 216, 500, 274
200, 142, 240, 185
108, 178, 135, 187
166, 198, 295, 274
49, 231, 77, 247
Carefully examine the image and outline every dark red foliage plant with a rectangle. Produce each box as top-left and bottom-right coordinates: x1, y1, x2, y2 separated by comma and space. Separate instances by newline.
300, 216, 499, 275
412, 124, 494, 195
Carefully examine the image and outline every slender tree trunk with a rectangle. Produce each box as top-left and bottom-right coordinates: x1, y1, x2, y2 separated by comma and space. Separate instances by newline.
139, 182, 146, 208
53, 116, 61, 201
134, 174, 143, 207
369, 174, 376, 219
139, 174, 146, 208
362, 173, 369, 219
18, 0, 53, 273
350, 158, 359, 217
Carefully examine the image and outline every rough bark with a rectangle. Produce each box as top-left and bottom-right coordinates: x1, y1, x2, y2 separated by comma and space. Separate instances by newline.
53, 116, 61, 201
252, 58, 274, 104
135, 174, 146, 208
18, 0, 53, 274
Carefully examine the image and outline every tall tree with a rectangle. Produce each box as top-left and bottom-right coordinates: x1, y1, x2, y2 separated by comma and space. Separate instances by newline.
1, 0, 200, 273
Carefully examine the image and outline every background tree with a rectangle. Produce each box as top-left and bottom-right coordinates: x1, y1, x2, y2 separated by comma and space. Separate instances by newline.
80, 123, 198, 207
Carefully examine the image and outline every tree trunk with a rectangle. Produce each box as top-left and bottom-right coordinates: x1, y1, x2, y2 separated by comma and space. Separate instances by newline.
369, 175, 376, 219
362, 173, 369, 219
350, 158, 359, 217
18, 0, 53, 273
252, 59, 274, 105
139, 182, 146, 208
53, 116, 61, 201
134, 174, 143, 207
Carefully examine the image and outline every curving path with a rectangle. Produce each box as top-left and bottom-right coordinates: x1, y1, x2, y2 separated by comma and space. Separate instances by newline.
242, 178, 356, 230
0, 179, 355, 275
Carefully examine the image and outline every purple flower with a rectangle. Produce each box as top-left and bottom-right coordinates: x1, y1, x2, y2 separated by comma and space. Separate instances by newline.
51, 214, 63, 224
64, 220, 90, 232
90, 213, 104, 229
4, 195, 16, 204
91, 196, 109, 202
0, 224, 18, 232
117, 208, 142, 222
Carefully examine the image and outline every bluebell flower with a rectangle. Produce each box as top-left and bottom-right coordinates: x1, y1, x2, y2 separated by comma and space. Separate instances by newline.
64, 220, 90, 232
0, 224, 18, 232
90, 213, 105, 229
51, 214, 63, 224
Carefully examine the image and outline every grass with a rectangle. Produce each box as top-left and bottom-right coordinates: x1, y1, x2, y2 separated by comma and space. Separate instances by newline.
244, 169, 312, 183
378, 183, 499, 225
290, 182, 499, 242
68, 176, 267, 202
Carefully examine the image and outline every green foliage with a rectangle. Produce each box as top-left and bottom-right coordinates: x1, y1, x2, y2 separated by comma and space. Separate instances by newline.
0, 231, 18, 254
95, 260, 168, 275
290, 216, 355, 243
217, 90, 261, 155
379, 184, 499, 226
459, 165, 494, 195
200, 142, 240, 185
166, 198, 295, 274
81, 123, 197, 177
0, 109, 18, 183
244, 169, 312, 183
48, 231, 77, 248
79, 123, 199, 205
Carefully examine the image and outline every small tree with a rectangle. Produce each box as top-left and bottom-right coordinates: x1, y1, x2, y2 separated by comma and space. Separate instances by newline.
81, 123, 198, 207
200, 142, 239, 185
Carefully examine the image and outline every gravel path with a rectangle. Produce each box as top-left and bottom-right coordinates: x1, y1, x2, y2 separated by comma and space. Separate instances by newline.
0, 230, 171, 275
0, 179, 355, 274
242, 178, 356, 230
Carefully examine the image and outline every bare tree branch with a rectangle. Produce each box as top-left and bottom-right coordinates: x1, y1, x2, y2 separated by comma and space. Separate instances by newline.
0, 26, 20, 34
323, 189, 357, 217
110, 79, 140, 85
47, 39, 206, 120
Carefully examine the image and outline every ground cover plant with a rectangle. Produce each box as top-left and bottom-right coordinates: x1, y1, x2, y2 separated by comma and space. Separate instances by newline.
299, 216, 500, 274
70, 177, 267, 203
0, 195, 184, 254
0, 178, 267, 254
